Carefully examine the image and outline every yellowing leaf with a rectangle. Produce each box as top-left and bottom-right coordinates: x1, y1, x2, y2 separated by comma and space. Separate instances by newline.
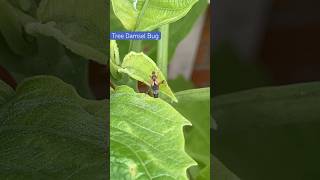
118, 52, 178, 102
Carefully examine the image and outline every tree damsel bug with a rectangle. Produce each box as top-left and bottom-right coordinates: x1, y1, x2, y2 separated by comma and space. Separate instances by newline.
147, 71, 165, 98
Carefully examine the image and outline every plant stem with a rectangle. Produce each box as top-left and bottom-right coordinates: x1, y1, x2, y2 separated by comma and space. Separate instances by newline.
157, 24, 169, 78
129, 40, 142, 52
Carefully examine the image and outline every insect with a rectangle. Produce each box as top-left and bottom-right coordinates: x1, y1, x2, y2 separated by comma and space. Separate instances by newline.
133, 0, 138, 11
148, 71, 165, 98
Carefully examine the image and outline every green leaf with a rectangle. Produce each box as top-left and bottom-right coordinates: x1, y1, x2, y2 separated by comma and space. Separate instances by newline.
0, 79, 15, 106
110, 40, 123, 80
16, 0, 35, 13
25, 0, 108, 65
110, 0, 208, 62
173, 88, 210, 179
110, 85, 196, 179
111, 0, 199, 31
144, 0, 209, 62
0, 0, 36, 56
118, 52, 178, 102
168, 75, 195, 92
213, 82, 320, 180
0, 76, 107, 179
110, 7, 131, 61
7, 0, 39, 17
212, 156, 241, 180
0, 34, 93, 98
111, 40, 121, 65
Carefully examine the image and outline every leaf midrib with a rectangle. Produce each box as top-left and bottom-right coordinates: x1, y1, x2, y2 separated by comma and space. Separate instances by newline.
110, 137, 152, 179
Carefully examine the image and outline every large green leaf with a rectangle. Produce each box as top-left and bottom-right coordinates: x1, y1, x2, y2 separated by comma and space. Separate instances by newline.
0, 1, 97, 98
144, 0, 209, 61
110, 8, 131, 62
25, 0, 108, 65
168, 75, 195, 92
118, 52, 178, 102
0, 76, 107, 179
173, 88, 210, 180
0, 0, 36, 56
110, 85, 196, 179
111, 0, 199, 31
7, 0, 39, 17
110, 1, 208, 63
213, 82, 320, 180
0, 34, 93, 98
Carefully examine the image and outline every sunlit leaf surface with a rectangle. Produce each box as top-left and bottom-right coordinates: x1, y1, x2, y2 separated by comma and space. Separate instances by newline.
111, 0, 199, 31
110, 85, 196, 179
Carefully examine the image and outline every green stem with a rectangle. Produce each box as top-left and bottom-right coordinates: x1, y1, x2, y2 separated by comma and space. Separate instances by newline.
129, 40, 142, 52
157, 24, 169, 78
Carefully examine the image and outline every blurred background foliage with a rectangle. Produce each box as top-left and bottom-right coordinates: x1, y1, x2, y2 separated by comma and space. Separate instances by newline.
212, 0, 320, 179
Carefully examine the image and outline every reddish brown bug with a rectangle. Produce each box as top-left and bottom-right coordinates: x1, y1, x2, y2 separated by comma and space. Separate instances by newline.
148, 71, 165, 98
